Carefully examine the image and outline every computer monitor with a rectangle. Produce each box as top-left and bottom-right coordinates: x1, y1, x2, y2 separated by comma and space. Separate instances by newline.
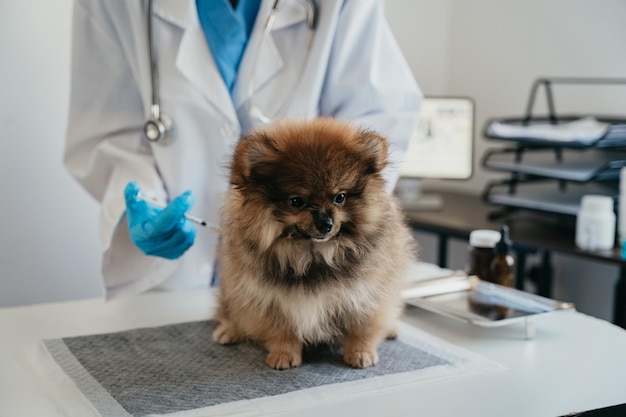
396, 96, 475, 210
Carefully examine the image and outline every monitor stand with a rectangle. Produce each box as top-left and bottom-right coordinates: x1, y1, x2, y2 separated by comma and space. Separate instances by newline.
395, 178, 444, 211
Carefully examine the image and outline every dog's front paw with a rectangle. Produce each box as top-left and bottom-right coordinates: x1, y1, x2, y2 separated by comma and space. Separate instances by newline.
344, 350, 379, 368
266, 350, 302, 370
212, 321, 240, 345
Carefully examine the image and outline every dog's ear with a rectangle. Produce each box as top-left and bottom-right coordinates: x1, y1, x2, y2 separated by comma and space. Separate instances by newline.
231, 133, 280, 188
356, 130, 389, 174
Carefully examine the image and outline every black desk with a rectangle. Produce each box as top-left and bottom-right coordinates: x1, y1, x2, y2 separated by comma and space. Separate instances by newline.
402, 190, 626, 328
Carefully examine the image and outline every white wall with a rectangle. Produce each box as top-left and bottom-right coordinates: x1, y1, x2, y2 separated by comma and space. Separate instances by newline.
1, 1, 625, 320
0, 0, 102, 307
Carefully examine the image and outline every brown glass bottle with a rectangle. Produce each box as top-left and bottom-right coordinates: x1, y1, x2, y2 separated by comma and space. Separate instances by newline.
467, 228, 513, 320
466, 229, 500, 282
490, 225, 515, 288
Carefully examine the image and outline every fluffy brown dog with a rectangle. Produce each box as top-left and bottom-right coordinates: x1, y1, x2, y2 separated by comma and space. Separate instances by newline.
213, 118, 416, 370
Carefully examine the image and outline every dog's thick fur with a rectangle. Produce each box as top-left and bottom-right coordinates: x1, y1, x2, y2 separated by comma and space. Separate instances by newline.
213, 118, 417, 369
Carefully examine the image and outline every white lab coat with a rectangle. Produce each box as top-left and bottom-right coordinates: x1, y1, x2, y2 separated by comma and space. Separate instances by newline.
65, 0, 422, 299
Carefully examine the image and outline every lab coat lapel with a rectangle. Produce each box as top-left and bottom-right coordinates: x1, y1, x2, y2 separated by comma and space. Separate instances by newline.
232, 0, 309, 109
153, 0, 238, 125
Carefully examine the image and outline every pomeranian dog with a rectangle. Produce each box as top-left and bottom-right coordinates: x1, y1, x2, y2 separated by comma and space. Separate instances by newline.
213, 118, 416, 370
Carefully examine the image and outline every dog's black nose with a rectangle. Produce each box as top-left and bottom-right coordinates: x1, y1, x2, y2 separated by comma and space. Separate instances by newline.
314, 216, 333, 235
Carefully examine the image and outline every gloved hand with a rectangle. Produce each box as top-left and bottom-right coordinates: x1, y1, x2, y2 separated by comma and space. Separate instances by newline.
124, 181, 197, 260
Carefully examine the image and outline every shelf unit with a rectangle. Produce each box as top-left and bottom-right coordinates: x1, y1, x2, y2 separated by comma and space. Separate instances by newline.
481, 77, 626, 218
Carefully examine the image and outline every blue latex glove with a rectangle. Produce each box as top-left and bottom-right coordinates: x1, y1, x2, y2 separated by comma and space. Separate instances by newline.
124, 182, 197, 260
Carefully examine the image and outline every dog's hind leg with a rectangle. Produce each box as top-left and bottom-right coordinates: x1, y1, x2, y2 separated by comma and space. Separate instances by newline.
212, 319, 242, 345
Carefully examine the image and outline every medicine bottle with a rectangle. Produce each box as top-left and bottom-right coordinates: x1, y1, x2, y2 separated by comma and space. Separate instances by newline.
466, 229, 501, 283
576, 194, 616, 251
490, 225, 515, 288
619, 167, 626, 247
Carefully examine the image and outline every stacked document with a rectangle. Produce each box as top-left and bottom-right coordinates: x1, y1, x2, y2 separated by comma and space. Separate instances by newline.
487, 116, 610, 144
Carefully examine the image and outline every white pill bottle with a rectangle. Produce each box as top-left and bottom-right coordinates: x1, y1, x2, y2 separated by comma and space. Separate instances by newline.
619, 167, 626, 246
575, 195, 616, 251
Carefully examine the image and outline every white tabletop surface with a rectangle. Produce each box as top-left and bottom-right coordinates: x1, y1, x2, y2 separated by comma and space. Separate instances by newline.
1, 286, 626, 417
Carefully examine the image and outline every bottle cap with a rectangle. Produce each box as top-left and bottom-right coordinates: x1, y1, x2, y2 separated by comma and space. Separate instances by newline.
469, 229, 501, 248
580, 194, 613, 213
494, 225, 512, 255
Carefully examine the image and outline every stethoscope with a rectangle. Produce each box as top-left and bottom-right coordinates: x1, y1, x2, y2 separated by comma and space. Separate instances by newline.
144, 0, 318, 144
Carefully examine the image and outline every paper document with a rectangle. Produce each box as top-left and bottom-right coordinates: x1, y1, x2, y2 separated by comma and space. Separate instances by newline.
487, 116, 610, 144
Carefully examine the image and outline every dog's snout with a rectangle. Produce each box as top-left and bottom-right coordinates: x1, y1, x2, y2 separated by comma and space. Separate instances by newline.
313, 213, 333, 235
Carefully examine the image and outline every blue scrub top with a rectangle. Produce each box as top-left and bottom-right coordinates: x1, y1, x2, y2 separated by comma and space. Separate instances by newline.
196, 0, 262, 92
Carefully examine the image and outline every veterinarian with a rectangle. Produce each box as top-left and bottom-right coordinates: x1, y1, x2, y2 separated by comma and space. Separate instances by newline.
64, 0, 422, 299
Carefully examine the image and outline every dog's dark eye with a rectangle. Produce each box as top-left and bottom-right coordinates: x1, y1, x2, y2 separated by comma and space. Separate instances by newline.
333, 193, 346, 205
289, 197, 306, 209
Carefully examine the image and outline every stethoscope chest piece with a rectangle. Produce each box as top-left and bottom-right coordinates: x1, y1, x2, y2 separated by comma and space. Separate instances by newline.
144, 106, 172, 144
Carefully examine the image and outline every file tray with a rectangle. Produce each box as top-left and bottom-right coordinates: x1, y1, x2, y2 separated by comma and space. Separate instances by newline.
483, 180, 617, 216
484, 115, 626, 149
483, 77, 626, 149
482, 148, 626, 182
402, 275, 575, 329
